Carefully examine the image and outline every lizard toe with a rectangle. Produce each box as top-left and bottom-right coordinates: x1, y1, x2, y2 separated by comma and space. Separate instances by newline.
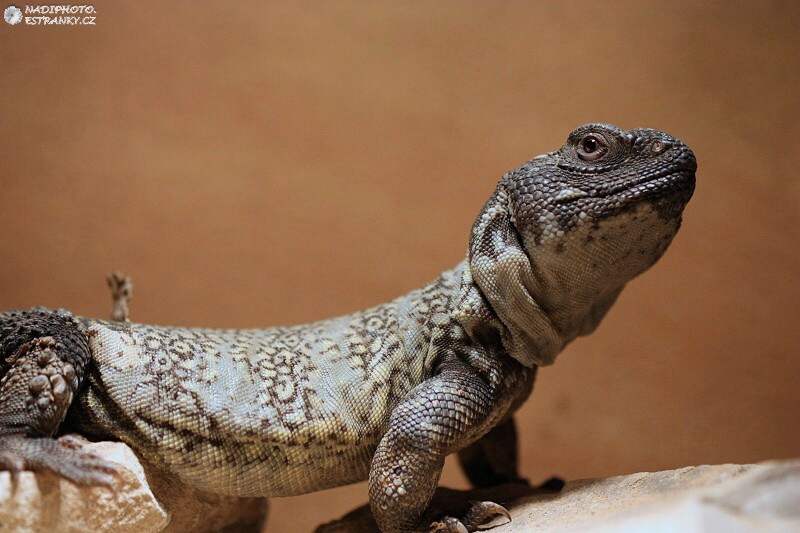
429, 517, 469, 533
56, 433, 92, 450
464, 500, 511, 530
0, 448, 25, 484
538, 476, 565, 492
428, 501, 510, 532
0, 434, 119, 487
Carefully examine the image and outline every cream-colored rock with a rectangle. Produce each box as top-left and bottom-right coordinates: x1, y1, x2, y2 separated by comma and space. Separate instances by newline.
3, 442, 797, 533
0, 441, 167, 533
318, 460, 800, 532
0, 441, 266, 533
503, 461, 800, 532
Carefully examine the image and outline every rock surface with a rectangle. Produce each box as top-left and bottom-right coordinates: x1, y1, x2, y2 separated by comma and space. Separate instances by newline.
319, 461, 800, 532
0, 441, 797, 533
0, 441, 266, 533
498, 461, 800, 532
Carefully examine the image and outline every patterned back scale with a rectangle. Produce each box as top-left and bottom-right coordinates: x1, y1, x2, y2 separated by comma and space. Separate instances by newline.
79, 265, 465, 497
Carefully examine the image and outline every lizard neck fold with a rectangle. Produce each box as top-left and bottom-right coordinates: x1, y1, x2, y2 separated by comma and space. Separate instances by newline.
460, 123, 695, 369
454, 184, 566, 367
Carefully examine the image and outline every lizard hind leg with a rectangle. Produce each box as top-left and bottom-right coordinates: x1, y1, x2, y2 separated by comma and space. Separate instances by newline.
456, 417, 526, 488
0, 309, 119, 486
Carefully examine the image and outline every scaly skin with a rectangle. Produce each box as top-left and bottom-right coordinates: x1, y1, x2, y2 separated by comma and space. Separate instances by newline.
0, 124, 696, 532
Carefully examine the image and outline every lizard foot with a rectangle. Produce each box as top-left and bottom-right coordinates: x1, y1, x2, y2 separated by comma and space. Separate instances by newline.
0, 434, 119, 487
429, 501, 511, 532
538, 476, 565, 492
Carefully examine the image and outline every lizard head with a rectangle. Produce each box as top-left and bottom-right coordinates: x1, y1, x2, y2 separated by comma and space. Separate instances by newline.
457, 124, 696, 367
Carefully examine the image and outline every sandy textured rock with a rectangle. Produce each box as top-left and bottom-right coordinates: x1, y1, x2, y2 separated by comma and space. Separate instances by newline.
0, 441, 266, 533
502, 461, 800, 532
319, 460, 800, 532
0, 441, 167, 533
2, 442, 797, 533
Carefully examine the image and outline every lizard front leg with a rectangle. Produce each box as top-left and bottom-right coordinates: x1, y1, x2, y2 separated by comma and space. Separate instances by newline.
0, 309, 117, 485
368, 362, 510, 533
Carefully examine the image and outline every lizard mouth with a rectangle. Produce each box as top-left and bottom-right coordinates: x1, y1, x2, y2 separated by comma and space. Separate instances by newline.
610, 168, 695, 203
552, 164, 696, 206
551, 141, 697, 206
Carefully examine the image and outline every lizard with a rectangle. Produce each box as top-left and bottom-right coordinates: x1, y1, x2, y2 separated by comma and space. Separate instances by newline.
0, 123, 696, 532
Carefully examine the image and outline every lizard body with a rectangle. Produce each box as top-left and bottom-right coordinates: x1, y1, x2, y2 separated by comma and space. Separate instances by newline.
0, 124, 696, 532
74, 266, 485, 498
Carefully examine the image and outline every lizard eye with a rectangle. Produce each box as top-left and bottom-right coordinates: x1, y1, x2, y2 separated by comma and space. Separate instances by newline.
650, 139, 671, 154
577, 134, 608, 161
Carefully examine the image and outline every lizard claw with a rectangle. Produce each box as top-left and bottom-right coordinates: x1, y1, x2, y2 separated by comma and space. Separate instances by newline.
463, 501, 511, 529
0, 449, 25, 484
0, 434, 120, 488
56, 433, 92, 450
429, 517, 469, 533
429, 500, 511, 532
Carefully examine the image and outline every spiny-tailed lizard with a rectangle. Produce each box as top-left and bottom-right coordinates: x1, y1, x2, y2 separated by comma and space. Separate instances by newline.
0, 124, 696, 532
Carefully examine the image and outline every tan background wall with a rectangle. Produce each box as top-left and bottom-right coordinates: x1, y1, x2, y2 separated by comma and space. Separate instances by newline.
1, 2, 798, 531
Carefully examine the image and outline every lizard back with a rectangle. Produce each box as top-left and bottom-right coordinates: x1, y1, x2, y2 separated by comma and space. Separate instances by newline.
75, 266, 465, 496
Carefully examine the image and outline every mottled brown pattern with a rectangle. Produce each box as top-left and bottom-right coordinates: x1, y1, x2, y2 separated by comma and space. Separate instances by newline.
75, 267, 463, 497
0, 125, 695, 532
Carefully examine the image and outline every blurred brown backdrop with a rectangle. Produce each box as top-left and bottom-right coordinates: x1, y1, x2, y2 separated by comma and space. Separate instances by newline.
1, 2, 798, 531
